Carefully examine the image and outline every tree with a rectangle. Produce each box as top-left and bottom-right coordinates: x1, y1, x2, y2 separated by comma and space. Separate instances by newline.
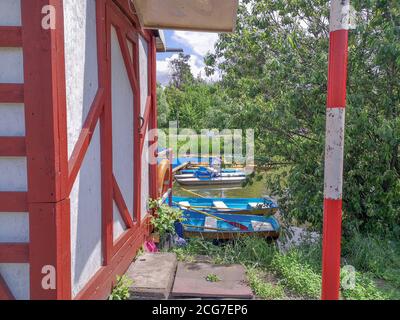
205, 0, 400, 234
169, 53, 195, 89
157, 84, 170, 128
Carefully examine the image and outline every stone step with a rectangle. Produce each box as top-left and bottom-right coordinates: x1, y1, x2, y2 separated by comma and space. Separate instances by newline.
171, 262, 254, 299
126, 252, 177, 300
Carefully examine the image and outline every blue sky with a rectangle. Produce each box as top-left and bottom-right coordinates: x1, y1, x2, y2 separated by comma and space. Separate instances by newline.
156, 30, 220, 85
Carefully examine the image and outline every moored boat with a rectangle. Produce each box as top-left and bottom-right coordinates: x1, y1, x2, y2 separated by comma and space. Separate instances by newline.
180, 168, 245, 175
175, 210, 280, 240
175, 175, 246, 186
173, 196, 278, 216
175, 166, 247, 186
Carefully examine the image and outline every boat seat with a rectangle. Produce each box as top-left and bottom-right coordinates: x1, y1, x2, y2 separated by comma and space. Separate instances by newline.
213, 201, 228, 209
248, 202, 265, 209
179, 201, 191, 209
204, 217, 218, 231
251, 221, 273, 231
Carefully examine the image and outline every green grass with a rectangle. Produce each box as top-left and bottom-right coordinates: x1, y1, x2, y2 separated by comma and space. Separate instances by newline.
171, 235, 399, 300
246, 267, 285, 300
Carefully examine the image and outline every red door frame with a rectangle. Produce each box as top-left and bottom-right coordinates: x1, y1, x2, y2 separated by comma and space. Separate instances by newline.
0, 0, 158, 300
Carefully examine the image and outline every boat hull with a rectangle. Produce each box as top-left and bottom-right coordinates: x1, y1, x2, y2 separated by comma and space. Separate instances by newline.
176, 211, 281, 240
173, 196, 279, 216
175, 176, 246, 186
183, 230, 280, 240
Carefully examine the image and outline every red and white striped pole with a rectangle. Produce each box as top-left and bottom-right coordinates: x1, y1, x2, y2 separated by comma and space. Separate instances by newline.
321, 0, 350, 300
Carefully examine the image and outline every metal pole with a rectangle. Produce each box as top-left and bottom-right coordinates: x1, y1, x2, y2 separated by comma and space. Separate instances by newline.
322, 0, 350, 300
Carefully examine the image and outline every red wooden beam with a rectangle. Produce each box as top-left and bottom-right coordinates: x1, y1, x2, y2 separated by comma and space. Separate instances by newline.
133, 27, 142, 225
22, 0, 69, 203
112, 174, 134, 228
0, 273, 15, 300
0, 137, 26, 156
0, 192, 28, 212
101, 0, 114, 266
28, 200, 71, 300
0, 243, 29, 263
21, 0, 71, 300
115, 25, 139, 92
112, 227, 135, 257
68, 89, 104, 193
0, 26, 22, 47
0, 84, 24, 103
113, 0, 150, 41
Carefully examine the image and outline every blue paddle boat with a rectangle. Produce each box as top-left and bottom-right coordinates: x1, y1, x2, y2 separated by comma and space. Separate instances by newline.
180, 168, 245, 175
175, 167, 247, 186
175, 210, 280, 240
173, 196, 278, 216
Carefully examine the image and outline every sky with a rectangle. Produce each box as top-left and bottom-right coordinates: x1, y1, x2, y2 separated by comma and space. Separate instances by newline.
156, 30, 220, 85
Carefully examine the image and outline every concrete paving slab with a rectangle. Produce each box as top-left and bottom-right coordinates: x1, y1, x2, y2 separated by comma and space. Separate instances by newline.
126, 252, 177, 300
172, 262, 253, 299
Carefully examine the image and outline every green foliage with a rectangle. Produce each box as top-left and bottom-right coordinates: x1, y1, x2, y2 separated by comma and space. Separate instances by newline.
246, 268, 286, 299
206, 273, 221, 282
171, 236, 397, 300
340, 269, 388, 300
342, 233, 400, 287
169, 53, 195, 89
149, 199, 183, 238
271, 250, 321, 298
157, 84, 170, 128
109, 275, 133, 300
203, 0, 400, 234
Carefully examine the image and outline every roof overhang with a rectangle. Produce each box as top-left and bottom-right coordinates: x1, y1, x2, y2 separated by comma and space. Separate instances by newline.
132, 0, 239, 33
155, 30, 167, 52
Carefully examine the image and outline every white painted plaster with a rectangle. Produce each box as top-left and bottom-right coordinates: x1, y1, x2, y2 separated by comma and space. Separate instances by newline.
0, 48, 23, 83
0, 103, 25, 136
70, 124, 102, 298
139, 36, 149, 116
0, 213, 28, 243
111, 26, 135, 215
330, 0, 350, 32
324, 108, 346, 199
0, 263, 29, 300
113, 201, 127, 241
0, 0, 21, 26
64, 0, 99, 158
0, 157, 27, 191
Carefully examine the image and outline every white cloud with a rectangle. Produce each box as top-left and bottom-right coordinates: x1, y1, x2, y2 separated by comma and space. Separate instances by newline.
157, 53, 219, 86
157, 31, 221, 85
172, 31, 219, 56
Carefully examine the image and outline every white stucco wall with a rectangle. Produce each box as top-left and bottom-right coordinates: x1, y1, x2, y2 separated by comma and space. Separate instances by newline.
0, 0, 21, 26
0, 263, 29, 300
113, 201, 126, 241
64, 0, 99, 158
0, 0, 29, 300
0, 213, 28, 243
63, 0, 103, 298
0, 48, 23, 83
139, 36, 149, 116
139, 37, 150, 219
0, 103, 25, 136
111, 26, 135, 222
69, 124, 102, 298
